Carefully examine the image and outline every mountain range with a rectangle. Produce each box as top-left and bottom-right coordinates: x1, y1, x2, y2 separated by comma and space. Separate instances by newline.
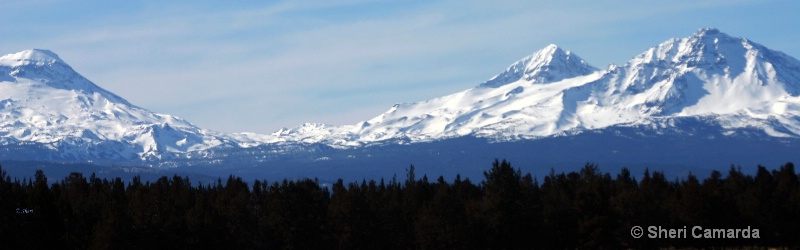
269, 28, 800, 144
2, 28, 799, 182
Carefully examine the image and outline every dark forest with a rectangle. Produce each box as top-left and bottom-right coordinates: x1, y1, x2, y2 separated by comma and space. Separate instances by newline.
1, 160, 799, 249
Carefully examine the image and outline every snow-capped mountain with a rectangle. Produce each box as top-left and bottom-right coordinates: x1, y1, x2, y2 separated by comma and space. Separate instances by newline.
0, 49, 234, 161
270, 28, 800, 145
1, 28, 799, 168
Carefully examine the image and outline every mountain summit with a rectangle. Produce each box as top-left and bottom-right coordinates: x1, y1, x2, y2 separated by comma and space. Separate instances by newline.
0, 49, 65, 66
0, 49, 134, 104
480, 44, 598, 88
590, 28, 800, 120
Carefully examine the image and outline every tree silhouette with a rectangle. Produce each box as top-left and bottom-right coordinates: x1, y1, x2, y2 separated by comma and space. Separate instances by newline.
0, 160, 797, 249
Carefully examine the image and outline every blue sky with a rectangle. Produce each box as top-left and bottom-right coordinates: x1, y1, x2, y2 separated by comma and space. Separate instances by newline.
1, 0, 799, 133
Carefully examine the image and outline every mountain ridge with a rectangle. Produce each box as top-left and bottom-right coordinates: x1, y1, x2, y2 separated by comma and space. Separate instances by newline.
1, 28, 799, 165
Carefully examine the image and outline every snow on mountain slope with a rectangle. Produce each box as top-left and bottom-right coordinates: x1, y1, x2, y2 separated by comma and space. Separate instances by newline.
268, 28, 800, 145
0, 49, 233, 160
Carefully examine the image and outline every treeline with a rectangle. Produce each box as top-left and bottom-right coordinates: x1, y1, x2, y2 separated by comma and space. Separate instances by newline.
0, 160, 799, 249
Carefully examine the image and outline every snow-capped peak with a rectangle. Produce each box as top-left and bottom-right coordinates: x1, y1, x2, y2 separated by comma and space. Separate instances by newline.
0, 49, 137, 106
616, 27, 800, 109
0, 49, 234, 161
0, 49, 65, 67
479, 44, 597, 88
